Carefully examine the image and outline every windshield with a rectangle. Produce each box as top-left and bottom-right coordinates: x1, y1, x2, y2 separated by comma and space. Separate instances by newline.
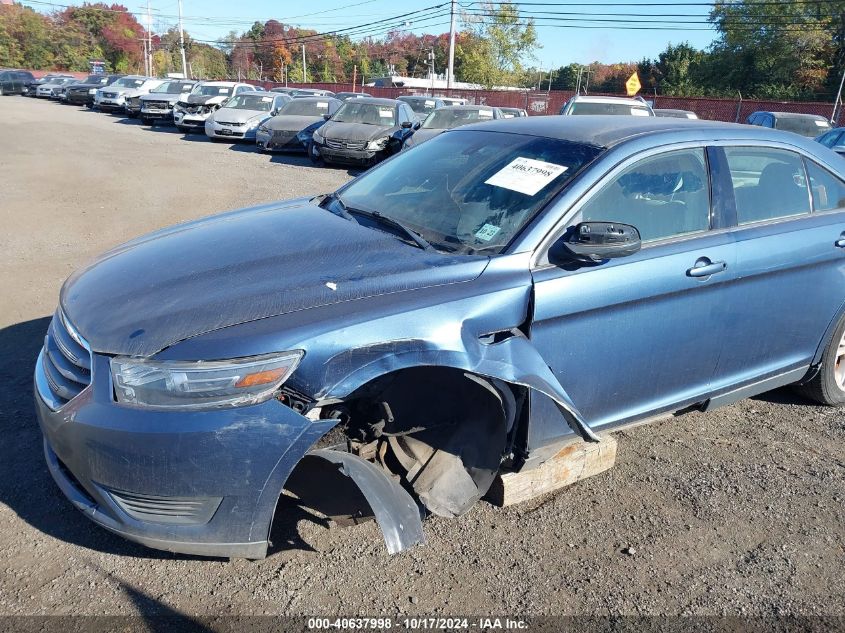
402, 97, 439, 114
333, 102, 396, 125
222, 94, 275, 111
423, 108, 495, 130
336, 130, 601, 254
113, 77, 145, 88
82, 75, 103, 83
279, 99, 331, 116
570, 102, 651, 116
152, 81, 193, 94
191, 84, 232, 97
777, 116, 831, 137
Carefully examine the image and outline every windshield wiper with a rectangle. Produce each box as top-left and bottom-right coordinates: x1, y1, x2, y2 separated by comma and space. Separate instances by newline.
349, 208, 433, 251
318, 194, 432, 251
318, 192, 359, 223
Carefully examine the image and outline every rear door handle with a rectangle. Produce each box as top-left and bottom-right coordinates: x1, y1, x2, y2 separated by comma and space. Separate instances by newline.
687, 259, 727, 278
836, 238, 845, 248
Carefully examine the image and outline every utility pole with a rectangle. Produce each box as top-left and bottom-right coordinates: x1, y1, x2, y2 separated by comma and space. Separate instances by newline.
352, 64, 357, 93
302, 44, 307, 83
428, 48, 435, 91
447, 0, 456, 89
146, 0, 152, 76
832, 66, 845, 124
177, 0, 187, 78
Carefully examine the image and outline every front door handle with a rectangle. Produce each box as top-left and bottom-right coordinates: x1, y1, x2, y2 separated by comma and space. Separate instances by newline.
836, 237, 845, 248
687, 258, 727, 278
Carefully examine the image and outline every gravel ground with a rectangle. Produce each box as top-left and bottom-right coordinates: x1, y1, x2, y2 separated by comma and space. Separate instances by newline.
1, 96, 844, 622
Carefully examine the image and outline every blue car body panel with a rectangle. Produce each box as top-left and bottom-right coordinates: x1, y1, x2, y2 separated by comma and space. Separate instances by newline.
34, 116, 845, 557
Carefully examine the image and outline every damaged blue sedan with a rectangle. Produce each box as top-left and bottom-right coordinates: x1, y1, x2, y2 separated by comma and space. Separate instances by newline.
35, 117, 845, 558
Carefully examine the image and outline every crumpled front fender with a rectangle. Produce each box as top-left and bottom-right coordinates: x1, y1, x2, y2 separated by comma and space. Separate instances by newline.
317, 329, 598, 443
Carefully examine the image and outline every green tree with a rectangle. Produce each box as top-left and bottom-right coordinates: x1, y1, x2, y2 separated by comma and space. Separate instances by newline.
459, 3, 539, 88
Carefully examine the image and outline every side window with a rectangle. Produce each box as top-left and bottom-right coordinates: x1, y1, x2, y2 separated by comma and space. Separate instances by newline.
725, 147, 810, 224
577, 148, 710, 243
805, 160, 845, 212
820, 131, 843, 148
747, 114, 759, 125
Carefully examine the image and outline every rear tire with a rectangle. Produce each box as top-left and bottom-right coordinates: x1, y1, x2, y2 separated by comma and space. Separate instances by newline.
798, 313, 845, 405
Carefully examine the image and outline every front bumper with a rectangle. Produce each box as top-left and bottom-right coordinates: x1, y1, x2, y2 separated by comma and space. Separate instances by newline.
34, 348, 334, 558
313, 141, 381, 166
205, 120, 257, 140
256, 129, 306, 152
140, 106, 174, 121
174, 111, 211, 129
66, 92, 94, 105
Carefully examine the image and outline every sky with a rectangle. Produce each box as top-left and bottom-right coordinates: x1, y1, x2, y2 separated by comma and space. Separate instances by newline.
27, 0, 721, 69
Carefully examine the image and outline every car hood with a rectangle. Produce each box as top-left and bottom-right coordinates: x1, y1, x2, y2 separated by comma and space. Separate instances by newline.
183, 93, 229, 106
321, 121, 396, 142
410, 128, 445, 144
67, 83, 100, 90
266, 114, 322, 132
60, 199, 488, 357
141, 93, 183, 104
212, 108, 268, 124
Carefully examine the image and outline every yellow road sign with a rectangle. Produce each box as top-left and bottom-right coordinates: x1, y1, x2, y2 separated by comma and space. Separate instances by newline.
626, 72, 641, 96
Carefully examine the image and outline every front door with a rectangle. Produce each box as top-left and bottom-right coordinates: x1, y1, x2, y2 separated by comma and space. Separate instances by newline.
531, 146, 734, 431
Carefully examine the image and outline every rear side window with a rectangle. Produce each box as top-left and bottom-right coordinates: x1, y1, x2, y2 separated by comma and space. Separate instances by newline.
817, 131, 842, 147
805, 160, 845, 212
725, 148, 810, 224
578, 148, 710, 242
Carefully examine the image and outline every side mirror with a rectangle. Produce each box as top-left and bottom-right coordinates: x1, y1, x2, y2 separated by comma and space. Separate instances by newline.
553, 221, 641, 263
322, 113, 332, 120
270, 108, 279, 116
413, 121, 421, 130
400, 120, 413, 129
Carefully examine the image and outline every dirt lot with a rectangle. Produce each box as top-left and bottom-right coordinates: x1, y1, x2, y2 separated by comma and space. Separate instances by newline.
1, 96, 844, 622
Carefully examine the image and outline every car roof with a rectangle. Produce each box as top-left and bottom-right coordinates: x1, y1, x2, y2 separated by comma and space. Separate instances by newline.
438, 104, 495, 111
569, 95, 648, 105
398, 95, 439, 100
342, 97, 399, 106
457, 115, 823, 149
198, 81, 240, 87
235, 90, 273, 97
753, 111, 828, 120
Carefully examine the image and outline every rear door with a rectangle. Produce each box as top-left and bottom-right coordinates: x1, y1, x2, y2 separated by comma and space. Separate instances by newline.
709, 144, 845, 392
530, 145, 736, 432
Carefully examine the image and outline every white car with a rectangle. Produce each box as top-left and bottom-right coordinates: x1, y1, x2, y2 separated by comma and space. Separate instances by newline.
94, 76, 163, 112
173, 81, 257, 132
559, 95, 654, 117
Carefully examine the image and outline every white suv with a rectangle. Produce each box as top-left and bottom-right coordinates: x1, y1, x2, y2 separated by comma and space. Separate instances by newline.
559, 95, 654, 117
94, 76, 163, 112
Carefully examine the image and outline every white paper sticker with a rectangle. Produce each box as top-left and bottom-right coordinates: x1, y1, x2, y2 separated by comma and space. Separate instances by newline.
478, 109, 493, 118
485, 157, 569, 196
379, 108, 394, 118
261, 96, 273, 102
218, 88, 230, 94
630, 108, 650, 116
317, 101, 329, 108
815, 119, 829, 127
425, 99, 435, 106
475, 223, 501, 242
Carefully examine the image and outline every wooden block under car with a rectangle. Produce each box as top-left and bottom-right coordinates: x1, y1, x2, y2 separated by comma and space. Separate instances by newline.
486, 434, 618, 507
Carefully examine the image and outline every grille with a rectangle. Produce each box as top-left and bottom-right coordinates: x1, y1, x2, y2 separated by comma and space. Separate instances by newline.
144, 101, 170, 110
102, 91, 118, 99
41, 311, 91, 407
272, 130, 296, 140
214, 121, 244, 127
325, 138, 367, 151
108, 488, 222, 525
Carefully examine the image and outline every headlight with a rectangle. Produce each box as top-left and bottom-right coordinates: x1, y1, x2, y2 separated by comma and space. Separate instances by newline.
88, 88, 96, 95
366, 137, 390, 150
110, 351, 303, 410
312, 130, 324, 144
246, 119, 260, 129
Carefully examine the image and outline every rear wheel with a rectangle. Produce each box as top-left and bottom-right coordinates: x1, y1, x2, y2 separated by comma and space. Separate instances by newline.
798, 313, 845, 405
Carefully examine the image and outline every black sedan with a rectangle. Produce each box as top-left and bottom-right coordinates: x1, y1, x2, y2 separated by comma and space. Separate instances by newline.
309, 97, 418, 167
64, 74, 123, 107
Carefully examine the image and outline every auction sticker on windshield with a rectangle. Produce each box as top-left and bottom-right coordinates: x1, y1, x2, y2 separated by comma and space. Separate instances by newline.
485, 157, 568, 196
379, 108, 394, 118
